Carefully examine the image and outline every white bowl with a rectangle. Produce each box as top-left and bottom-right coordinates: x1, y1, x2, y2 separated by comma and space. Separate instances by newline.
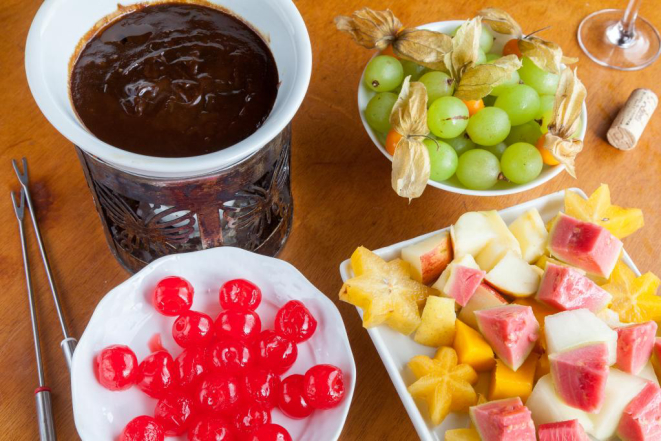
357, 20, 588, 196
25, 0, 312, 178
72, 247, 355, 441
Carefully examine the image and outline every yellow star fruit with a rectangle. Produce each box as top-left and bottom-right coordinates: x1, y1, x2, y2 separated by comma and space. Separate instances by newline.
602, 260, 661, 323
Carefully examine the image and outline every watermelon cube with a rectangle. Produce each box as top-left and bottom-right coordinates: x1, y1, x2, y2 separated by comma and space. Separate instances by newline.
537, 263, 612, 312
527, 375, 594, 433
617, 321, 658, 375
548, 213, 622, 278
618, 382, 661, 441
538, 420, 590, 441
443, 264, 487, 307
475, 305, 540, 371
470, 397, 536, 441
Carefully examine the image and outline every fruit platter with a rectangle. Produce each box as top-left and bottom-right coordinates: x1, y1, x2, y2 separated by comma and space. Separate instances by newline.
339, 185, 660, 440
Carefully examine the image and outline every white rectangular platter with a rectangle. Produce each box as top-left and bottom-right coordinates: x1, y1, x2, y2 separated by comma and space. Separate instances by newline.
339, 189, 642, 441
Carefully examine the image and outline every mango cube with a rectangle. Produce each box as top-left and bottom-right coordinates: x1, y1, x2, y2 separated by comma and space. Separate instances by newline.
414, 296, 456, 347
445, 428, 480, 441
454, 320, 495, 371
489, 353, 539, 402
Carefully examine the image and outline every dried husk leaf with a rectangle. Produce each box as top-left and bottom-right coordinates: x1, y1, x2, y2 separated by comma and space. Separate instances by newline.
444, 17, 482, 81
454, 55, 522, 100
477, 8, 523, 37
542, 135, 583, 178
518, 36, 569, 74
392, 137, 431, 199
394, 28, 452, 71
390, 76, 429, 136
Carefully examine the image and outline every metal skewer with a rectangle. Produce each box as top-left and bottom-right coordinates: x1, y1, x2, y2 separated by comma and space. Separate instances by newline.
12, 189, 57, 441
12, 158, 77, 371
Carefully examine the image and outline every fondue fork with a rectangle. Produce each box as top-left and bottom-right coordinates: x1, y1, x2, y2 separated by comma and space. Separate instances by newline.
12, 189, 57, 441
12, 158, 77, 371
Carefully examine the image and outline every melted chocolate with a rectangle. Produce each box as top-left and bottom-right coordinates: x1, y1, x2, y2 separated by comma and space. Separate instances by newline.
70, 3, 278, 157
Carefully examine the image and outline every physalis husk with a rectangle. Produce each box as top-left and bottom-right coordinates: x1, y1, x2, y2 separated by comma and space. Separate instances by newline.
602, 260, 661, 324
408, 347, 478, 425
564, 185, 644, 239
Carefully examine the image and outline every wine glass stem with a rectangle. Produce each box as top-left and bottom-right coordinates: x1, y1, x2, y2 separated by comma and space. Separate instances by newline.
622, 0, 642, 36
607, 0, 643, 47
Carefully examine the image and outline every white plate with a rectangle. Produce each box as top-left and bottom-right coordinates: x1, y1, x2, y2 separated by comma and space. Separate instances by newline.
339, 189, 640, 441
72, 247, 355, 441
357, 20, 588, 196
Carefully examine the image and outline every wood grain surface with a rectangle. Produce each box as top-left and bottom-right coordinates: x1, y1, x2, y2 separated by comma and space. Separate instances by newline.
1, 0, 660, 439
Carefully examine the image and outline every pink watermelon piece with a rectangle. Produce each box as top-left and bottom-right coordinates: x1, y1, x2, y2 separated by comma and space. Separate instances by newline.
654, 337, 661, 363
538, 420, 590, 441
549, 342, 609, 413
617, 382, 661, 441
537, 263, 612, 312
475, 305, 540, 371
470, 397, 536, 441
548, 213, 622, 278
444, 265, 486, 307
617, 321, 658, 375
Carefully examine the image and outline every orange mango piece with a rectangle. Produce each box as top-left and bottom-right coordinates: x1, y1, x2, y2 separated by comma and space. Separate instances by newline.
489, 353, 539, 402
453, 320, 495, 371
445, 428, 481, 441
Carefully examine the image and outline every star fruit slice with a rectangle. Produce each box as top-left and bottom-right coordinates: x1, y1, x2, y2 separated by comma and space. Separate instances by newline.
602, 260, 661, 323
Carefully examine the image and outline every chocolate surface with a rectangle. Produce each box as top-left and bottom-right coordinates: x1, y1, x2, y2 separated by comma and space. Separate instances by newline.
70, 3, 278, 157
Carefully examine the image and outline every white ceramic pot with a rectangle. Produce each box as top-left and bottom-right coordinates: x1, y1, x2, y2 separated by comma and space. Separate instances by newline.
25, 0, 312, 178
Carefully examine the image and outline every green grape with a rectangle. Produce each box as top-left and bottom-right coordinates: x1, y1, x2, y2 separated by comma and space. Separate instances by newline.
401, 59, 426, 81
364, 55, 404, 92
428, 96, 469, 138
480, 142, 507, 159
495, 84, 541, 126
476, 50, 487, 65
518, 57, 559, 96
364, 92, 398, 133
482, 95, 497, 107
501, 142, 543, 184
456, 149, 501, 190
505, 120, 543, 146
466, 107, 511, 146
452, 24, 494, 53
419, 71, 455, 105
485, 53, 500, 62
443, 133, 476, 156
490, 70, 520, 97
535, 94, 555, 120
424, 139, 458, 182
540, 109, 553, 134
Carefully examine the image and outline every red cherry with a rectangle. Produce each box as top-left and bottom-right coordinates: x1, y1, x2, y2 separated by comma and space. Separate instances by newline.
219, 279, 261, 311
277, 374, 313, 419
274, 300, 318, 343
215, 308, 261, 342
303, 364, 345, 409
232, 403, 270, 435
94, 345, 138, 391
175, 346, 208, 390
248, 424, 292, 441
173, 311, 214, 348
153, 276, 194, 316
154, 392, 195, 436
208, 339, 253, 375
194, 373, 241, 413
137, 351, 177, 399
253, 330, 297, 374
119, 415, 164, 441
187, 416, 234, 441
241, 369, 280, 410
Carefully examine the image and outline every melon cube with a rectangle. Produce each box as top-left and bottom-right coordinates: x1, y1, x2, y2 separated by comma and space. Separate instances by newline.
458, 284, 508, 329
485, 251, 542, 297
617, 382, 661, 441
433, 254, 480, 292
489, 353, 538, 402
616, 321, 658, 375
509, 208, 549, 263
413, 296, 456, 347
538, 419, 590, 441
537, 263, 612, 312
442, 265, 486, 307
469, 397, 536, 441
638, 361, 659, 386
401, 231, 453, 285
547, 213, 622, 278
527, 375, 594, 433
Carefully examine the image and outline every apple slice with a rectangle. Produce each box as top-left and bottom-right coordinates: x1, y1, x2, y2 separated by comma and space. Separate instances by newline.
401, 231, 453, 285
485, 251, 542, 297
528, 375, 594, 433
618, 382, 661, 441
536, 263, 612, 312
458, 284, 508, 329
470, 397, 536, 441
451, 212, 497, 260
476, 239, 512, 272
432, 254, 480, 291
616, 321, 658, 375
538, 420, 590, 441
483, 210, 522, 256
509, 208, 548, 263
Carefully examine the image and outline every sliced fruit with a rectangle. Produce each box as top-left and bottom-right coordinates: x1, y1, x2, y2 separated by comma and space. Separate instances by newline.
433, 254, 481, 291
350, 246, 387, 276
441, 265, 486, 307
476, 239, 514, 273
482, 211, 522, 257
602, 260, 661, 324
469, 397, 536, 441
549, 343, 609, 413
536, 263, 612, 312
653, 338, 661, 383
408, 347, 478, 425
527, 375, 594, 433
454, 320, 495, 371
475, 305, 540, 371
445, 428, 481, 441
544, 309, 618, 365
509, 208, 548, 263
547, 213, 622, 278
538, 419, 590, 441
458, 283, 508, 329
639, 361, 659, 386
597, 308, 623, 327
616, 321, 658, 375
489, 353, 538, 402
414, 296, 456, 347
564, 185, 644, 240
485, 251, 542, 297
535, 255, 586, 275
588, 368, 648, 440
451, 212, 498, 260
536, 352, 550, 382
617, 382, 661, 441
401, 231, 453, 285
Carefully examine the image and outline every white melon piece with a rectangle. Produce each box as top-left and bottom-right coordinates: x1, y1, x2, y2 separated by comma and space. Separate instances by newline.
638, 361, 660, 386
508, 208, 548, 263
476, 239, 511, 272
527, 374, 594, 433
482, 210, 522, 256
596, 308, 623, 327
485, 251, 541, 297
432, 254, 480, 292
401, 231, 453, 285
588, 368, 648, 440
450, 212, 496, 260
545, 309, 618, 366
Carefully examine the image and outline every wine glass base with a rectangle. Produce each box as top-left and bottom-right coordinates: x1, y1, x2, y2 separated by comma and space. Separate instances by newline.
578, 9, 661, 71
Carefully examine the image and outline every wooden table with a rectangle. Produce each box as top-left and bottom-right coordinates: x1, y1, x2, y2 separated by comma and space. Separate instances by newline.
2, 0, 660, 439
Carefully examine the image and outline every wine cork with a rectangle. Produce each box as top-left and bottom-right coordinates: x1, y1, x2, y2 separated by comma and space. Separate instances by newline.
607, 88, 658, 150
